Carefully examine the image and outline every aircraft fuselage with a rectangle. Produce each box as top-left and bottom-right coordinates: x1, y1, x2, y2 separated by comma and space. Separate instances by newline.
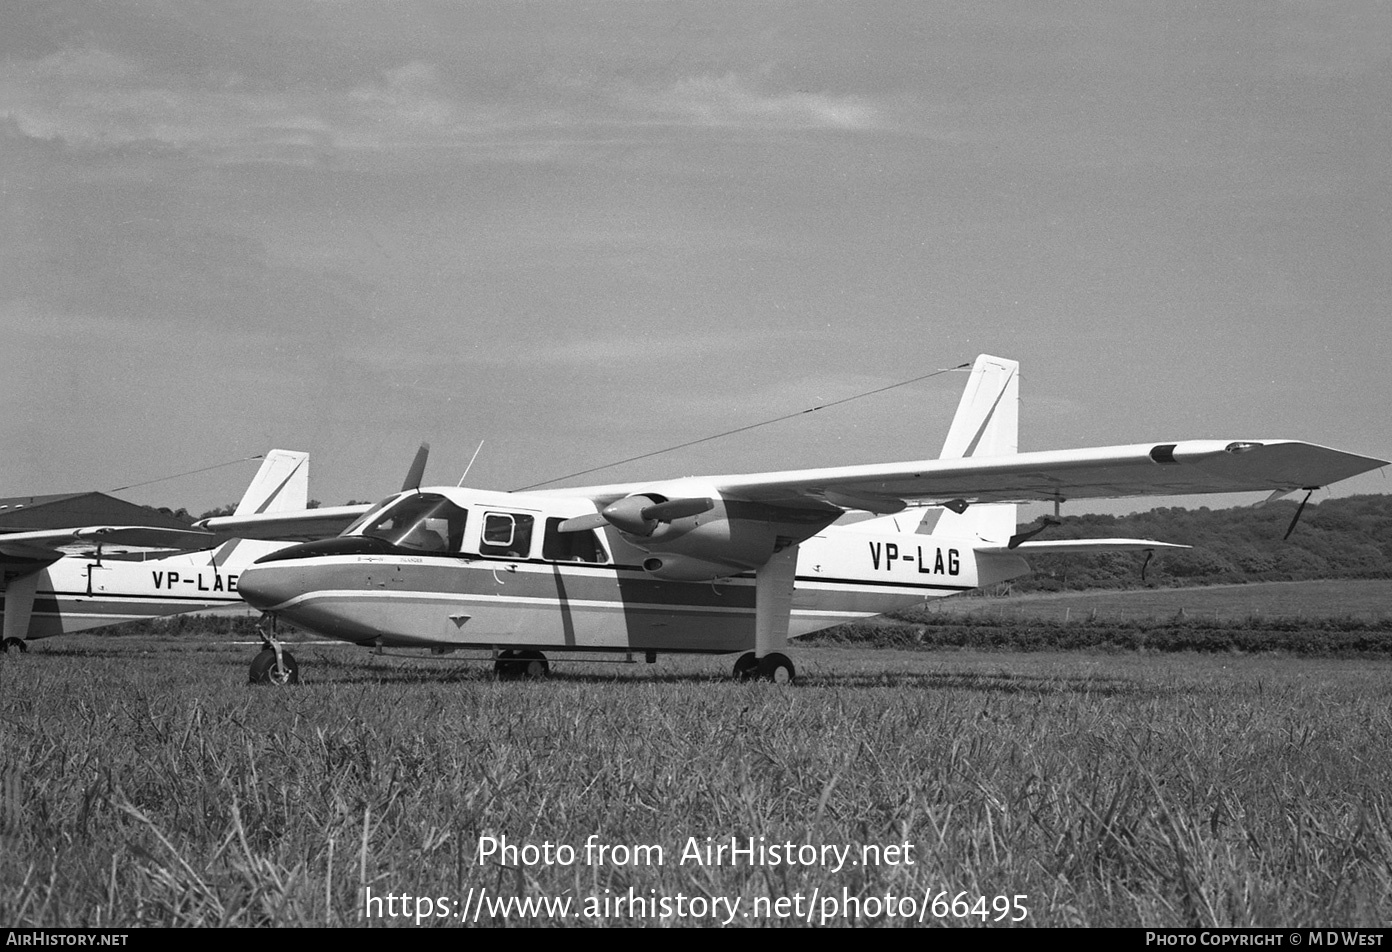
2, 540, 290, 639
235, 487, 1031, 654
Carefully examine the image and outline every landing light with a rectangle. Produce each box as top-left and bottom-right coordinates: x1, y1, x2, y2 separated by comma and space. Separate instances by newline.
1224, 442, 1262, 453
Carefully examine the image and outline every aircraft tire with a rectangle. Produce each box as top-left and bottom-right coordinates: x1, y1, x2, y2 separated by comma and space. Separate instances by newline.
732, 651, 758, 681
756, 652, 796, 684
517, 651, 549, 679
496, 650, 548, 680
249, 648, 300, 685
1, 637, 28, 654
494, 649, 521, 680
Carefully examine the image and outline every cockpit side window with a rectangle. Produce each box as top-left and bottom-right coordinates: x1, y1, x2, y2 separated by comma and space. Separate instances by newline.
479, 512, 534, 558
359, 494, 468, 553
542, 517, 609, 563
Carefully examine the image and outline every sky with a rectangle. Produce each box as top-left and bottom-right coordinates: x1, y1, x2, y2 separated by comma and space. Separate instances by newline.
3, 1, 1389, 520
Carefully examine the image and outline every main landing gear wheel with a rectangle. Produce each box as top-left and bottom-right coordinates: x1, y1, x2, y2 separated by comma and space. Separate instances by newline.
249, 647, 300, 685
1, 637, 28, 654
756, 652, 796, 684
732, 652, 758, 681
494, 649, 549, 681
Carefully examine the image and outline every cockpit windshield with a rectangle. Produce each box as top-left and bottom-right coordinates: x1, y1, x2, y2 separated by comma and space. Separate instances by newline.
341, 496, 396, 537
356, 493, 468, 553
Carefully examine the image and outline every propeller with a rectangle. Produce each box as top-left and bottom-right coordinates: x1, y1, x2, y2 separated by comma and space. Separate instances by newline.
558, 495, 714, 536
401, 443, 430, 493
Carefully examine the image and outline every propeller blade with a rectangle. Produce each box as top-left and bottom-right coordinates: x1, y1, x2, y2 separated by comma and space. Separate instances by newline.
588, 495, 717, 537
401, 442, 430, 493
557, 512, 609, 533
640, 497, 714, 523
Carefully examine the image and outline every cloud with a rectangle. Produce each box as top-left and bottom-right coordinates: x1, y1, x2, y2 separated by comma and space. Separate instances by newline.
619, 73, 890, 131
2, 43, 895, 171
0, 48, 495, 165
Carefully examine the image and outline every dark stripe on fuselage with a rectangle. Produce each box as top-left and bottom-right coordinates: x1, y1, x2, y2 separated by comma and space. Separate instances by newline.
244, 553, 963, 651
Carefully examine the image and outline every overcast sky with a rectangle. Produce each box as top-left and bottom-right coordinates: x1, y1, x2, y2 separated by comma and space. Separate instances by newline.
3, 1, 1388, 518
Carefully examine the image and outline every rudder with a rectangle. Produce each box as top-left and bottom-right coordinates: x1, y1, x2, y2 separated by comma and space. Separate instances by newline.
925, 355, 1020, 544
939, 354, 1019, 459
234, 450, 309, 516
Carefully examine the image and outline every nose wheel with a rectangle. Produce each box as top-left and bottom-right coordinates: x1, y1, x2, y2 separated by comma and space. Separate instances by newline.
249, 647, 300, 685
248, 613, 300, 685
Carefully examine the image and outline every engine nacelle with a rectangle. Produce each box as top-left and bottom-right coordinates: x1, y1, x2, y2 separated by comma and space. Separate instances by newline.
641, 554, 748, 581
601, 483, 838, 579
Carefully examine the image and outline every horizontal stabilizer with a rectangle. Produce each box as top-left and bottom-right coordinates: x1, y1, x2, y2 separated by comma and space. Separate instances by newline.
977, 538, 1189, 555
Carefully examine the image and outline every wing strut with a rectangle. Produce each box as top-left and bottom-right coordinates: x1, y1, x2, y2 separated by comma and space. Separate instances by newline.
754, 543, 799, 660
2, 570, 39, 649
1283, 489, 1315, 540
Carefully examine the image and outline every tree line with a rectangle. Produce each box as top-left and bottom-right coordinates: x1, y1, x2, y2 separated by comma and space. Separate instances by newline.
1010, 493, 1392, 592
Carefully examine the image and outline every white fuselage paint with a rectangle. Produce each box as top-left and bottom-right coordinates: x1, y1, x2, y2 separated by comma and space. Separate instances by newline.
240, 525, 1032, 653
3, 539, 294, 639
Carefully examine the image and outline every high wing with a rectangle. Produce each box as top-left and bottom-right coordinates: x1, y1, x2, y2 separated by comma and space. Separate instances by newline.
558, 439, 1386, 513
0, 525, 216, 561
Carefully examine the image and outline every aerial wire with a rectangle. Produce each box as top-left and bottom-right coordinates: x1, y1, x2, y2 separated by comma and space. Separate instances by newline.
458, 440, 485, 486
107, 454, 266, 494
516, 360, 973, 490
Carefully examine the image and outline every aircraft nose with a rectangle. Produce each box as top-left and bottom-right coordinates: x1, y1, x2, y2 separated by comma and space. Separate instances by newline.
236, 563, 298, 611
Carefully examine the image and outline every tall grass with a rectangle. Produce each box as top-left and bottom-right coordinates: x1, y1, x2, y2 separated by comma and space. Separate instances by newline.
3, 638, 1391, 926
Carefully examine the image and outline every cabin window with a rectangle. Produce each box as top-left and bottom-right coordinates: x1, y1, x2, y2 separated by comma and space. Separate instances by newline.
542, 518, 609, 563
359, 493, 468, 553
480, 512, 534, 558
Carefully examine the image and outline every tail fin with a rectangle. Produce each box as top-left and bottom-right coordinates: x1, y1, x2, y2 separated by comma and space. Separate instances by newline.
209, 450, 309, 569
839, 356, 1022, 544
921, 355, 1020, 544
233, 450, 309, 516
939, 354, 1019, 459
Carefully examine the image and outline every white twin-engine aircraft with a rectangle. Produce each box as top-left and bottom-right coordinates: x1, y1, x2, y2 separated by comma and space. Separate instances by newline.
221, 355, 1386, 685
0, 451, 366, 668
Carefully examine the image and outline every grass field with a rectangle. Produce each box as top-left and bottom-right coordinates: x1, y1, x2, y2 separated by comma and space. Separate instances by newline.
3, 602, 1392, 928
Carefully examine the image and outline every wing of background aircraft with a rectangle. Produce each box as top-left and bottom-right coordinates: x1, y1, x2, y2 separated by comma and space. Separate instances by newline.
0, 525, 217, 561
